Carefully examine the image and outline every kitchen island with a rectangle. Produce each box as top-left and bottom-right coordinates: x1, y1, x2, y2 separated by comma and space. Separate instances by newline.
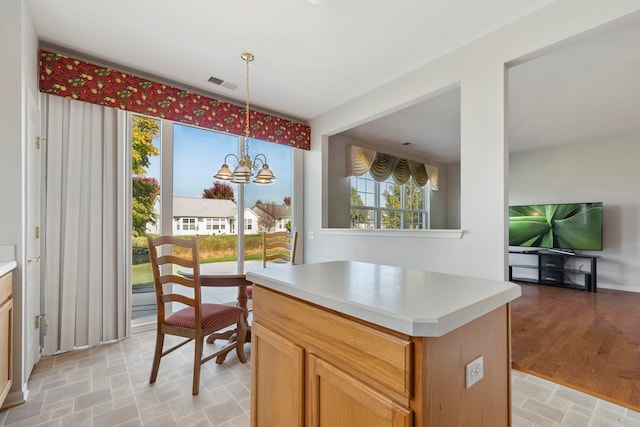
0, 260, 16, 408
246, 260, 521, 427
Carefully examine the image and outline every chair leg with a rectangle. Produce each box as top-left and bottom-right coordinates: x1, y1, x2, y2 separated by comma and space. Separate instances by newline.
150, 331, 165, 384
193, 336, 204, 395
235, 315, 248, 364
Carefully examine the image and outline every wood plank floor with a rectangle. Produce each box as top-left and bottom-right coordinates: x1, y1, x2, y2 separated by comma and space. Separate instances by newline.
511, 282, 640, 412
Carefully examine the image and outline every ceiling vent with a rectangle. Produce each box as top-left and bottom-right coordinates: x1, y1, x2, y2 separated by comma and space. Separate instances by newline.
207, 75, 237, 90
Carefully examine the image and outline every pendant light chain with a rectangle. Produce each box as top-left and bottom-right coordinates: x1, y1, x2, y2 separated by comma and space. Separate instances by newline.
242, 52, 254, 155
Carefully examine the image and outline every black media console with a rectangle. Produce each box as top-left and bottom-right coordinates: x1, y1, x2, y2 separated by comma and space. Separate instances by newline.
508, 250, 598, 292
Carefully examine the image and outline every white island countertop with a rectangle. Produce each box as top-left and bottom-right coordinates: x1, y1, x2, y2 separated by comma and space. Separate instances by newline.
0, 261, 17, 277
246, 260, 521, 337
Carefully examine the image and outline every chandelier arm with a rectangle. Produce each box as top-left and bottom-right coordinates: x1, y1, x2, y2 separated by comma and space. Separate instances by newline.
253, 153, 267, 168
224, 153, 239, 165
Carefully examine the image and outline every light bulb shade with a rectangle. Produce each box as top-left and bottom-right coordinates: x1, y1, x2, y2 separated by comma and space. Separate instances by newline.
214, 164, 233, 180
231, 175, 251, 184
253, 164, 276, 184
232, 163, 252, 178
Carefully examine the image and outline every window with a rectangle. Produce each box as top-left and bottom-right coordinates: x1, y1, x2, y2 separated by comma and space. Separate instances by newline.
181, 217, 197, 231
350, 172, 430, 229
131, 116, 299, 329
205, 218, 226, 232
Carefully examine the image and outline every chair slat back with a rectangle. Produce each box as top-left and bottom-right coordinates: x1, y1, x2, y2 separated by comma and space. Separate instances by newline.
262, 231, 298, 268
147, 235, 202, 321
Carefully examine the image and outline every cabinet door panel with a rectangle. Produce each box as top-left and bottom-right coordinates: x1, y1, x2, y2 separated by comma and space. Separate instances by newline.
307, 355, 411, 427
0, 296, 13, 406
251, 321, 304, 427
253, 285, 412, 399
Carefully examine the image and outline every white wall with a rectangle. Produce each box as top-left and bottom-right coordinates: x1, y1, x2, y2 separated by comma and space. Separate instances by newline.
304, 0, 640, 280
510, 132, 640, 292
0, 0, 39, 406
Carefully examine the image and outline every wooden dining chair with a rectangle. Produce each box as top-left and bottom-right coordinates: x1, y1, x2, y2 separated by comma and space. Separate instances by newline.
262, 231, 298, 268
146, 235, 247, 395
246, 231, 298, 301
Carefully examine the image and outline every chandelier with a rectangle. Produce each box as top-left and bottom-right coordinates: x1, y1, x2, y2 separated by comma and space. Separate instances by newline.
214, 53, 276, 184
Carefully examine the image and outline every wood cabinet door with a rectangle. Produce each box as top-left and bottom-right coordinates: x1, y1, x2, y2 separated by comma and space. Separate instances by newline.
0, 295, 12, 406
251, 321, 304, 427
307, 355, 412, 427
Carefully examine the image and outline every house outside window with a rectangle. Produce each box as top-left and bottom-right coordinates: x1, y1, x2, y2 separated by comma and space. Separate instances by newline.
245, 218, 253, 231
350, 172, 430, 229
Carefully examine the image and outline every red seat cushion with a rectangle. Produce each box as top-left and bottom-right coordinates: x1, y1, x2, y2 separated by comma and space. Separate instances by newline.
165, 303, 245, 329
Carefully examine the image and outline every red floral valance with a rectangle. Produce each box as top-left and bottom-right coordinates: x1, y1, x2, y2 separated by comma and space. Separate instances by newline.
38, 50, 311, 150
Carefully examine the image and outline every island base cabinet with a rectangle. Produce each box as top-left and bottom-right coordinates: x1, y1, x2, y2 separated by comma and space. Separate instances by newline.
251, 285, 511, 427
0, 271, 13, 407
251, 321, 305, 427
307, 355, 412, 427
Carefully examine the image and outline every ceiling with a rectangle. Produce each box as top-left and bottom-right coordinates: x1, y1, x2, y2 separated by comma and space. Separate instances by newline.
26, 1, 640, 164
343, 18, 640, 164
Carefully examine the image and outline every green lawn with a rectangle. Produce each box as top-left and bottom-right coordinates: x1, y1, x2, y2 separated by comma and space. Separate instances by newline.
132, 254, 263, 287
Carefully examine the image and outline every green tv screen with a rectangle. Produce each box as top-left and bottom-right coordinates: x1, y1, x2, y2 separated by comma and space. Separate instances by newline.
508, 202, 603, 251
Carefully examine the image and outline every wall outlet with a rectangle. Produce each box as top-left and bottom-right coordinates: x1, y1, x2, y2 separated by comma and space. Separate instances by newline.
465, 355, 484, 389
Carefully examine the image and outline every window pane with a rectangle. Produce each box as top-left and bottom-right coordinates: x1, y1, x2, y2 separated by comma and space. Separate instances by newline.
405, 179, 424, 210
131, 115, 161, 326
380, 210, 402, 229
172, 124, 294, 262
379, 179, 401, 210
351, 174, 375, 207
172, 124, 241, 262
404, 212, 424, 229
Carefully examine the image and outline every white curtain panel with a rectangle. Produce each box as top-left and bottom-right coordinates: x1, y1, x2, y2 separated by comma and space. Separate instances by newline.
43, 95, 128, 354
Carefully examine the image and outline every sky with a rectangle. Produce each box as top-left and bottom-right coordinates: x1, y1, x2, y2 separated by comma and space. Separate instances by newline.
147, 123, 293, 207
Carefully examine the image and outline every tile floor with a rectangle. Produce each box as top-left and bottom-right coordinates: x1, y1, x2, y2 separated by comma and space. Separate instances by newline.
1, 330, 639, 426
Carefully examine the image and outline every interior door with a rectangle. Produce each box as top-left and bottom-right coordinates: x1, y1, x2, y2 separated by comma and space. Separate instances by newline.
25, 87, 42, 376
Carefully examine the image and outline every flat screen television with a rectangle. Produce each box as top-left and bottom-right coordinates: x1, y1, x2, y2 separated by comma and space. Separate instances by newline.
508, 202, 603, 252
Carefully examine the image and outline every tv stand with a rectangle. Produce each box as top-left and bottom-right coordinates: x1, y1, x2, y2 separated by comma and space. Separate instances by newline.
509, 250, 598, 292
546, 248, 575, 256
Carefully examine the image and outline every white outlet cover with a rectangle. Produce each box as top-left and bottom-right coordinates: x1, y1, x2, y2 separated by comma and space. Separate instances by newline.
465, 355, 484, 389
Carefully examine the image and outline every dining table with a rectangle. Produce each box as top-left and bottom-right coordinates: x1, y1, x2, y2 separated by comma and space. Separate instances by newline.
178, 260, 263, 344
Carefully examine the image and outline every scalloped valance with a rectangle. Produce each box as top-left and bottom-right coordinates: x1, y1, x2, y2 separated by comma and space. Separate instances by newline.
347, 145, 438, 190
38, 50, 310, 150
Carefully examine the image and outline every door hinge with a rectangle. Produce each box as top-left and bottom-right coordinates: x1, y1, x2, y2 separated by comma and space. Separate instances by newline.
35, 314, 48, 334
35, 226, 40, 239
36, 136, 41, 150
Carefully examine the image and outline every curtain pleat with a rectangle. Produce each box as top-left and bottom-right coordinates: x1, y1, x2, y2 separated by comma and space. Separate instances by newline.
347, 145, 376, 176
425, 164, 439, 191
408, 161, 429, 187
369, 153, 397, 181
44, 95, 127, 354
391, 159, 411, 184
347, 144, 437, 189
